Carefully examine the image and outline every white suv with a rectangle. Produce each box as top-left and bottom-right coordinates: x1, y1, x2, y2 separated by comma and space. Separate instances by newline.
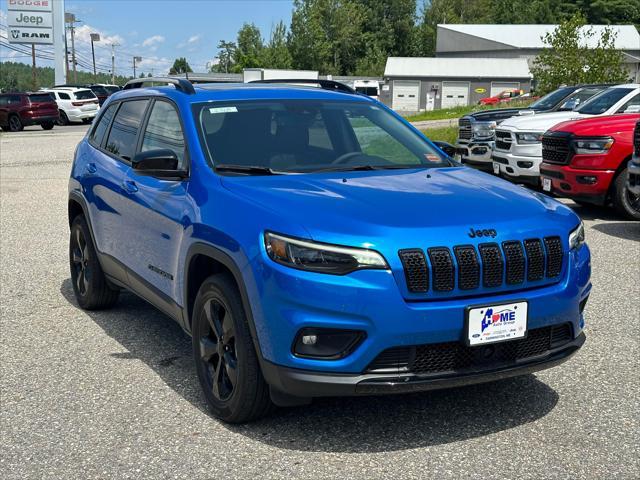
492, 84, 640, 186
41, 87, 100, 125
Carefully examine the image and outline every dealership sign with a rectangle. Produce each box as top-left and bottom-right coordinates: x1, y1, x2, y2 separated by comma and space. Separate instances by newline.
7, 0, 53, 45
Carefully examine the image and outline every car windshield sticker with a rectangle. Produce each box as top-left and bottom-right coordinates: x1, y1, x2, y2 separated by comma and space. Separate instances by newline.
209, 106, 238, 114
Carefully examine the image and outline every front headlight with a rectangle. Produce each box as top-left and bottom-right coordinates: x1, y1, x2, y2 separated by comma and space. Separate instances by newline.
573, 137, 614, 155
569, 221, 585, 250
516, 132, 543, 144
473, 122, 496, 138
264, 232, 389, 275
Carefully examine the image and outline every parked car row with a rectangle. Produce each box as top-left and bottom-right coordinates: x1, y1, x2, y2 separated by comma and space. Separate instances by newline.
455, 83, 640, 219
0, 84, 121, 132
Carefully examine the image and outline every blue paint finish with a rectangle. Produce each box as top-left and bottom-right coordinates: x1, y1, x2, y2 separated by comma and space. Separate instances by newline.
70, 83, 591, 376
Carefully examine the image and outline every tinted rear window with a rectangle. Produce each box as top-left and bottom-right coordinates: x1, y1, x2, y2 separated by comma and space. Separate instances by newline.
104, 86, 120, 94
28, 94, 54, 103
105, 100, 149, 161
90, 86, 109, 96
75, 90, 96, 100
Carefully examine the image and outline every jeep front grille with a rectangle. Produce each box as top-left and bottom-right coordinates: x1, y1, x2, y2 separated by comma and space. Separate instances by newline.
458, 118, 472, 140
399, 237, 563, 294
495, 130, 512, 151
366, 323, 573, 374
542, 133, 572, 164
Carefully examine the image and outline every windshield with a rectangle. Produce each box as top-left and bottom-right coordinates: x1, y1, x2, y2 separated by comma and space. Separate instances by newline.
576, 87, 634, 115
196, 100, 449, 173
529, 87, 574, 110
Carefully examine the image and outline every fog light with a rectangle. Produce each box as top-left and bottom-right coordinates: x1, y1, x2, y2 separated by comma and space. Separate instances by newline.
293, 328, 365, 359
517, 161, 534, 168
302, 335, 317, 345
577, 175, 597, 185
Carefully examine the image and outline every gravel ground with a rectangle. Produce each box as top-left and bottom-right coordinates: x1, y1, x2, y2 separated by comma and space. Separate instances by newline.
1, 126, 639, 480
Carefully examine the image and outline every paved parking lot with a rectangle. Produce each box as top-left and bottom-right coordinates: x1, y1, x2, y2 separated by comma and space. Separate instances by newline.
1, 126, 638, 479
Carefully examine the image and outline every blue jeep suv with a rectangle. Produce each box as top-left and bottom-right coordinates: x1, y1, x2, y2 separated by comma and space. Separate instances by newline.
68, 78, 590, 423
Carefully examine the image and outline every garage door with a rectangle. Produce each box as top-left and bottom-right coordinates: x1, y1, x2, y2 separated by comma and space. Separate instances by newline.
441, 82, 469, 108
490, 82, 520, 97
392, 81, 420, 111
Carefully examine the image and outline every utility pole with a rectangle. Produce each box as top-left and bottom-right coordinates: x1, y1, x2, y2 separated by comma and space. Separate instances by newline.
133, 56, 142, 78
31, 45, 36, 91
110, 43, 119, 84
90, 33, 101, 81
65, 13, 81, 83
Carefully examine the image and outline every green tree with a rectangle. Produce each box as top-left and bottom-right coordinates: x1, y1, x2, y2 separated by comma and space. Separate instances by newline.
530, 13, 629, 94
233, 23, 265, 71
212, 41, 237, 73
261, 21, 293, 69
169, 57, 192, 75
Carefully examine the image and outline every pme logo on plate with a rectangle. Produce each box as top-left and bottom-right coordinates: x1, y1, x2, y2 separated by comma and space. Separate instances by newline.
481, 307, 516, 332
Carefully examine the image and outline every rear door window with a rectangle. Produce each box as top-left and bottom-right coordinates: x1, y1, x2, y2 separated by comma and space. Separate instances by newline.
140, 100, 187, 168
90, 103, 118, 147
104, 100, 149, 161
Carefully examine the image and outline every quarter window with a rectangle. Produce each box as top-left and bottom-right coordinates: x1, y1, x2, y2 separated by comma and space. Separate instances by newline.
141, 101, 187, 167
58, 92, 70, 100
104, 100, 149, 161
90, 103, 117, 147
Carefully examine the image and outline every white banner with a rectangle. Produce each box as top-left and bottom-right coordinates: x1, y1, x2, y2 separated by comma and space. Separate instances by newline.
7, 26, 53, 44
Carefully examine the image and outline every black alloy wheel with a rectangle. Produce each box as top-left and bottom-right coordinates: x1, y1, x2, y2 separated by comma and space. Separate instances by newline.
198, 297, 238, 401
8, 115, 22, 132
71, 226, 91, 297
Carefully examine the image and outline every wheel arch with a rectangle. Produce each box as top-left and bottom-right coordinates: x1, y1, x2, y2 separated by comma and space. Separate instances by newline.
183, 243, 264, 358
606, 154, 633, 200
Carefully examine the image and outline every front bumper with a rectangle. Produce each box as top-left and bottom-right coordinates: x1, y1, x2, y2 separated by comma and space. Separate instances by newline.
492, 150, 542, 185
456, 140, 494, 171
540, 163, 615, 205
263, 332, 585, 397
627, 158, 640, 196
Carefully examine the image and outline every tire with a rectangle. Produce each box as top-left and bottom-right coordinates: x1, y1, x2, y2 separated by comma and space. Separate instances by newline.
58, 111, 69, 126
8, 115, 23, 132
192, 274, 273, 423
69, 215, 119, 310
82, 118, 92, 124
41, 121, 54, 130
612, 168, 640, 220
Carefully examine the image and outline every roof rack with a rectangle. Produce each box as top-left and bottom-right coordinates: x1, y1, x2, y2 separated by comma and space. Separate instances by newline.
123, 77, 196, 95
249, 79, 356, 94
181, 75, 239, 85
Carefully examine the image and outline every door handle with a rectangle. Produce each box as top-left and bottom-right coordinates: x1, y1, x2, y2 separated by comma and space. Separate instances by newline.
85, 163, 97, 174
122, 180, 138, 194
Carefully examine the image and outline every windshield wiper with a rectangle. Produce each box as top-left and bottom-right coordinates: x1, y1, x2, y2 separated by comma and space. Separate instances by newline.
214, 164, 281, 175
312, 164, 427, 173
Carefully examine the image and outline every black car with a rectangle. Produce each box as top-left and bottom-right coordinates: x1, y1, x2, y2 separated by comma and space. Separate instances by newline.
455, 84, 613, 171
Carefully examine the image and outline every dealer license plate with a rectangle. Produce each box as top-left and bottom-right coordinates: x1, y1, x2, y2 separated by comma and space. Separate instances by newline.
492, 163, 500, 175
467, 301, 528, 346
542, 177, 552, 191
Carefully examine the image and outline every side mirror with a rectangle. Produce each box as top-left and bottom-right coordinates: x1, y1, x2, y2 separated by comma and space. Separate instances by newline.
433, 140, 457, 157
132, 149, 187, 179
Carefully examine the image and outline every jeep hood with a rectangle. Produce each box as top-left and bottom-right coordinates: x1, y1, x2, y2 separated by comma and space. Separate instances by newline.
501, 111, 590, 131
221, 167, 577, 246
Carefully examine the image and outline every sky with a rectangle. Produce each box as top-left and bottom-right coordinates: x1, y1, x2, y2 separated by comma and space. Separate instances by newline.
0, 0, 295, 76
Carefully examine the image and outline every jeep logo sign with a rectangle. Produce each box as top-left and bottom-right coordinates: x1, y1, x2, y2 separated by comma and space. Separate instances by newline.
7, 0, 54, 45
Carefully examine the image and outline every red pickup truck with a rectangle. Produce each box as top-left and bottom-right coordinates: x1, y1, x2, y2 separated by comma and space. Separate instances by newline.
540, 113, 640, 220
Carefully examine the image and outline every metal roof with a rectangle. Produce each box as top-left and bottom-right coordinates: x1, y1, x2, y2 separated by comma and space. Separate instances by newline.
384, 57, 531, 78
437, 24, 640, 51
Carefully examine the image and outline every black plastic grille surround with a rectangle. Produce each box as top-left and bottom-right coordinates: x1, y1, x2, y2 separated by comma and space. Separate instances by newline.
427, 247, 455, 292
524, 239, 545, 281
544, 236, 563, 277
634, 121, 639, 156
502, 241, 526, 284
399, 249, 429, 293
495, 130, 512, 151
400, 237, 563, 294
366, 324, 573, 374
454, 245, 480, 290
